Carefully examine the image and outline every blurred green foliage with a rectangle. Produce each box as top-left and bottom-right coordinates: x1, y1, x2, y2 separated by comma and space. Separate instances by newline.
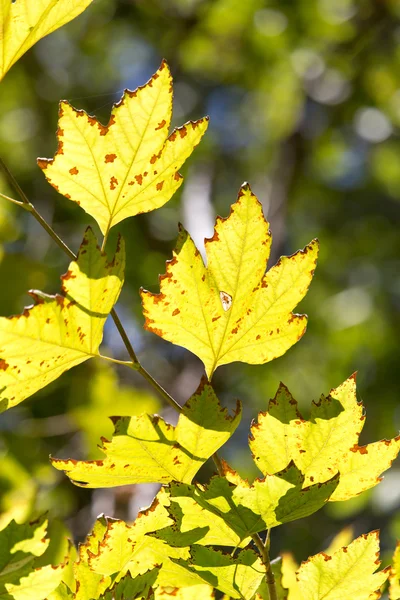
1, 0, 400, 566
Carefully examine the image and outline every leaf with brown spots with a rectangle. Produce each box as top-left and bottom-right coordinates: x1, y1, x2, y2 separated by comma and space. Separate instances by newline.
249, 375, 400, 501
141, 184, 318, 378
85, 489, 205, 589
37, 61, 208, 235
295, 531, 389, 600
0, 228, 124, 413
51, 379, 241, 487
161, 463, 338, 545
0, 0, 93, 81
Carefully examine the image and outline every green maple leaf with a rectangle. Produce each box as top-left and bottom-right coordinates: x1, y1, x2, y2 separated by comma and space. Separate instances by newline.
0, 228, 124, 413
173, 546, 265, 600
51, 379, 241, 487
141, 184, 318, 378
249, 375, 400, 501
295, 531, 389, 600
0, 0, 93, 81
38, 62, 208, 236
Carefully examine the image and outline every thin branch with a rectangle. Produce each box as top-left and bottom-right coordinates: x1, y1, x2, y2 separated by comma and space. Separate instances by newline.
251, 532, 278, 600
137, 363, 182, 413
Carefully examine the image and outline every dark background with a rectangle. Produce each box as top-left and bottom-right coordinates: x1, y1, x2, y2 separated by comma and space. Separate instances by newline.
1, 0, 400, 571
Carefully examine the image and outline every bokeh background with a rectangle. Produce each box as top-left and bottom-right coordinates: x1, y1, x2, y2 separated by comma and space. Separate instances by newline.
1, 0, 400, 574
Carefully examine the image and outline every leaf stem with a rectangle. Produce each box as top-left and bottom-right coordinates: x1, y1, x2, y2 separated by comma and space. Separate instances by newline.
251, 532, 278, 600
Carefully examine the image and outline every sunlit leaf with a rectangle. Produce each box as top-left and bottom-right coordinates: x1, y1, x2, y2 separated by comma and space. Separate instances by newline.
88, 489, 204, 589
70, 516, 111, 600
51, 379, 241, 487
141, 184, 318, 378
37, 61, 208, 235
4, 563, 66, 600
281, 552, 300, 600
0, 0, 93, 81
0, 516, 67, 600
173, 546, 265, 600
249, 375, 400, 501
296, 531, 389, 600
164, 464, 338, 544
389, 541, 400, 600
0, 228, 124, 412
154, 584, 215, 599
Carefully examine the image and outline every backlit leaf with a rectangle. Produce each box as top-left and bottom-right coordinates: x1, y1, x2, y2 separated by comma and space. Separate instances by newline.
88, 489, 204, 589
37, 61, 208, 235
296, 531, 389, 600
389, 541, 400, 600
173, 546, 265, 600
249, 375, 400, 501
154, 584, 214, 599
73, 516, 111, 600
164, 464, 338, 544
0, 228, 124, 412
0, 0, 93, 81
51, 379, 241, 487
141, 184, 318, 378
4, 563, 66, 600
0, 516, 67, 600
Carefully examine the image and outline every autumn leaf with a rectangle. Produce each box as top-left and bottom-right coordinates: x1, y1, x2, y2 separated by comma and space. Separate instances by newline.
389, 542, 400, 600
0, 0, 93, 81
173, 546, 265, 600
295, 531, 389, 600
51, 378, 241, 486
249, 375, 400, 501
163, 464, 338, 545
154, 584, 215, 599
71, 516, 111, 600
88, 489, 204, 589
0, 228, 124, 412
0, 516, 67, 600
37, 61, 208, 235
141, 184, 318, 379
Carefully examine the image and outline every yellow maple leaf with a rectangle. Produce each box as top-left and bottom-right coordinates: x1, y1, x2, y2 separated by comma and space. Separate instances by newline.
389, 542, 400, 600
0, 0, 93, 81
249, 375, 400, 501
0, 228, 124, 412
141, 184, 318, 378
37, 61, 208, 236
296, 531, 389, 600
